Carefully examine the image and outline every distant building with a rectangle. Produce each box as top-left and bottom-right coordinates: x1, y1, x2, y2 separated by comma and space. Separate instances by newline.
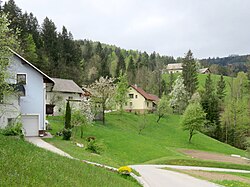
198, 68, 211, 74
166, 63, 183, 73
46, 78, 84, 115
123, 85, 159, 113
165, 63, 210, 74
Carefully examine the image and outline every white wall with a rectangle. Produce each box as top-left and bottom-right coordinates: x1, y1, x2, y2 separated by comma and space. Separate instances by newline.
8, 55, 46, 130
46, 91, 83, 115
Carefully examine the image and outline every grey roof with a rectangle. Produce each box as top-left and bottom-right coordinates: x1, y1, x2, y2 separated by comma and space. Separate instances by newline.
166, 63, 183, 70
199, 68, 210, 73
52, 78, 83, 94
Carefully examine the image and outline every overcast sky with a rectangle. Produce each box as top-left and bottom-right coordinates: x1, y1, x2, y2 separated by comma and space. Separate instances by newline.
5, 0, 250, 58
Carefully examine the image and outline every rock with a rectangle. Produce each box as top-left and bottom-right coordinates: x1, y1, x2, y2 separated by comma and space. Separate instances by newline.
76, 143, 84, 148
231, 154, 241, 158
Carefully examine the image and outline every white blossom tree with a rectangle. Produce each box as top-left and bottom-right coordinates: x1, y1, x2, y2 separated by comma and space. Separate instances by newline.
90, 76, 115, 124
169, 76, 189, 114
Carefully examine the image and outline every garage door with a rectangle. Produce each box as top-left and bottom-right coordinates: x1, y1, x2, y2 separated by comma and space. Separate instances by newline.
22, 115, 39, 136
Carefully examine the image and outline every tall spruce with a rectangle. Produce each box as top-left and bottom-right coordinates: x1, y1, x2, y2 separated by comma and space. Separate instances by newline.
182, 50, 198, 98
201, 74, 221, 140
217, 75, 226, 101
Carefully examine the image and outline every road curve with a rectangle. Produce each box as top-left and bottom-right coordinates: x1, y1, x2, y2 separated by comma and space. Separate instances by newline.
130, 165, 221, 187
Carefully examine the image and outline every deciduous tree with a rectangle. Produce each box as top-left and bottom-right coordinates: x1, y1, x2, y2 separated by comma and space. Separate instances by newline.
156, 95, 172, 123
169, 76, 189, 114
181, 102, 206, 143
90, 77, 115, 125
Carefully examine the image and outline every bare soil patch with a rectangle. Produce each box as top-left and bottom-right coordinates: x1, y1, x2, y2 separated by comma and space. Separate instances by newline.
181, 170, 250, 184
180, 149, 250, 165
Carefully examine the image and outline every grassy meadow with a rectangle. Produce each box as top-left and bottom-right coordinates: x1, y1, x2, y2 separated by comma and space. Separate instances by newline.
46, 112, 247, 169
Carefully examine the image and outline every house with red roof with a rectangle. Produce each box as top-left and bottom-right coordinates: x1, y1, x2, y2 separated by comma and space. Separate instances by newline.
124, 85, 159, 113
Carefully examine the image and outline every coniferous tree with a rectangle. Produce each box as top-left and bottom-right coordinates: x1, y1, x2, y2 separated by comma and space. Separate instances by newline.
65, 101, 71, 129
201, 74, 221, 140
217, 75, 226, 101
182, 50, 198, 98
115, 48, 126, 77
127, 56, 136, 84
41, 17, 58, 76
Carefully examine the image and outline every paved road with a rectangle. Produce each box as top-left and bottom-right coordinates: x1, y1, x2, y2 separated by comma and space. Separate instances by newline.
131, 165, 220, 187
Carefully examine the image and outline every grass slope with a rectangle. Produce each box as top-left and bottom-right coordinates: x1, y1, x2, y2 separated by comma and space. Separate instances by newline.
0, 135, 139, 187
46, 113, 247, 168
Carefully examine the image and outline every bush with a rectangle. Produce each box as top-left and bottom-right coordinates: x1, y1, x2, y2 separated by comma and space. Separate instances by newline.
1, 122, 23, 137
86, 136, 96, 142
118, 166, 132, 175
62, 128, 72, 140
85, 139, 103, 154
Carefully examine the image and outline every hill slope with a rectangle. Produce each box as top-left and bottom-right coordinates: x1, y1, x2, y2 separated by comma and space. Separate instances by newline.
46, 113, 247, 168
0, 135, 139, 186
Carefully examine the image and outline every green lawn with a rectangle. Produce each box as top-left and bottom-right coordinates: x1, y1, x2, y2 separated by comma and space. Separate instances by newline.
46, 112, 247, 168
0, 134, 139, 187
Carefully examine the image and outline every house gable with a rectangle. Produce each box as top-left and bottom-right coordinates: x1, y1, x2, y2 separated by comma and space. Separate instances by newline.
1, 50, 54, 136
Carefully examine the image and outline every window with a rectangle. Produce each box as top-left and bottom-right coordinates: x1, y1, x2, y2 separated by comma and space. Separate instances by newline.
68, 96, 73, 100
17, 74, 26, 85
8, 118, 15, 125
0, 93, 3, 103
135, 95, 138, 99
147, 102, 149, 107
129, 94, 134, 99
129, 102, 133, 107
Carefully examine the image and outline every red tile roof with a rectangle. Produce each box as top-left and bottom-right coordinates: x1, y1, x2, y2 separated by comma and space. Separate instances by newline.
130, 85, 159, 101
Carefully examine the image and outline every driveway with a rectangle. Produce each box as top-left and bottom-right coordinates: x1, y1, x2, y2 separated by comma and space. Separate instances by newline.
25, 137, 73, 159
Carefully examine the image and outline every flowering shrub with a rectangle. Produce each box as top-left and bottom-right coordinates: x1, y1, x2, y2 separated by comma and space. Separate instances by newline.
118, 166, 132, 174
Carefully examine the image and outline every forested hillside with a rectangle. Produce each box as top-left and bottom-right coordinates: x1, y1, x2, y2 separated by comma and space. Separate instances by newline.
2, 0, 250, 93
0, 0, 177, 96
201, 55, 250, 77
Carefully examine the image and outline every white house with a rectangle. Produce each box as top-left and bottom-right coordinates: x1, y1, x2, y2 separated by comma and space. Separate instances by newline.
46, 78, 84, 115
166, 63, 183, 73
165, 63, 210, 74
123, 85, 159, 113
0, 50, 54, 136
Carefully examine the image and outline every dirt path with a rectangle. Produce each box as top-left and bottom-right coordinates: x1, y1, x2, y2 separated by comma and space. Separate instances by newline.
183, 170, 250, 184
180, 149, 250, 165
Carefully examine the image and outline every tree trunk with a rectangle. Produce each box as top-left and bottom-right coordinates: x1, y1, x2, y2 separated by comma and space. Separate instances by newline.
189, 129, 193, 143
80, 125, 83, 138
157, 114, 163, 123
102, 103, 105, 125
